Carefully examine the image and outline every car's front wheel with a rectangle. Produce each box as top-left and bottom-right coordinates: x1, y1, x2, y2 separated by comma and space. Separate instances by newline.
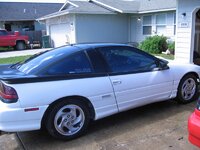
46, 99, 90, 140
177, 74, 199, 104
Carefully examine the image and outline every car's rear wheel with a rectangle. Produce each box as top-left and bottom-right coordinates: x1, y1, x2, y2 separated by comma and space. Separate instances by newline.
176, 74, 199, 104
45, 99, 90, 140
16, 41, 25, 50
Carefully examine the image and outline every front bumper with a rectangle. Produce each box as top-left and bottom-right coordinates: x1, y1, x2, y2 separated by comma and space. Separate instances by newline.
0, 102, 48, 132
188, 109, 200, 148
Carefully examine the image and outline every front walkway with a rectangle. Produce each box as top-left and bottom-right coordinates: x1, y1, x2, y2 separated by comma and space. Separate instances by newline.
0, 48, 51, 58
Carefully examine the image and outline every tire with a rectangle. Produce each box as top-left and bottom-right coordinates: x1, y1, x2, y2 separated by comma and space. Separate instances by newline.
45, 99, 90, 140
176, 74, 199, 104
16, 41, 25, 50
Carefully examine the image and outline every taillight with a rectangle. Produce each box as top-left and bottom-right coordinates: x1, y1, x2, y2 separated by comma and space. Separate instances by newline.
0, 81, 18, 103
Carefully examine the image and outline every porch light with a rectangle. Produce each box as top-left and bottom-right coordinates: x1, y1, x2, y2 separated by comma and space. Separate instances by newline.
137, 17, 141, 21
181, 13, 186, 18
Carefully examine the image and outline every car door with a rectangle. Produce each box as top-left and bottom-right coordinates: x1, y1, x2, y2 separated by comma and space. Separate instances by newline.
0, 30, 8, 46
98, 46, 174, 112
0, 30, 14, 46
38, 50, 118, 120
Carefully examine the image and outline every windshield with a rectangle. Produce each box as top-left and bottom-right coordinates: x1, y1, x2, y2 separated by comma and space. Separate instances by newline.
16, 46, 80, 75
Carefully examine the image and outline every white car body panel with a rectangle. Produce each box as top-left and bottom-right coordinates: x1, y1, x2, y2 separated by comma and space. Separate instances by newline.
0, 101, 48, 132
168, 62, 200, 98
110, 69, 173, 112
0, 60, 200, 132
12, 77, 118, 120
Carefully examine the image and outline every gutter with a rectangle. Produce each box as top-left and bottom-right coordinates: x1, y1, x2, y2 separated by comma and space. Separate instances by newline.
138, 8, 176, 14
37, 11, 70, 21
37, 11, 116, 21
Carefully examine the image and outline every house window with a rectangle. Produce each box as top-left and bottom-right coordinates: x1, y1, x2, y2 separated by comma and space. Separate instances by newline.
143, 15, 152, 35
174, 13, 176, 35
156, 14, 166, 35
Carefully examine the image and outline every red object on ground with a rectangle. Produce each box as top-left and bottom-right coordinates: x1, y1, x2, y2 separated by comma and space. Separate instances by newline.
188, 109, 200, 148
0, 29, 29, 50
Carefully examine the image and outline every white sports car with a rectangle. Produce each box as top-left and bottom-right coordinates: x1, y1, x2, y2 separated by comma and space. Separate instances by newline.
0, 44, 199, 140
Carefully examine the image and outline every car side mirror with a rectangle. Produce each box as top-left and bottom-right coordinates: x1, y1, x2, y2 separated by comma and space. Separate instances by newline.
159, 60, 169, 70
153, 59, 169, 71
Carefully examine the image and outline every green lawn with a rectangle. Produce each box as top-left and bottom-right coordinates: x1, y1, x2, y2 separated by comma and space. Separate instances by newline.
154, 54, 174, 60
0, 55, 31, 64
0, 47, 14, 51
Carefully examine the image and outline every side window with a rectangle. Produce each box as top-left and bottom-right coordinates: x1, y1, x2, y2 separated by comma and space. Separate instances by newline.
99, 47, 157, 73
45, 51, 93, 75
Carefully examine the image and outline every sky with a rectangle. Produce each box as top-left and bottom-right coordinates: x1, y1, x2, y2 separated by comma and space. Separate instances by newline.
0, 0, 66, 3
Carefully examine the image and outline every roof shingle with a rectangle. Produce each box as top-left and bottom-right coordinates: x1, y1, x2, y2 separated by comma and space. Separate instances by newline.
0, 2, 63, 21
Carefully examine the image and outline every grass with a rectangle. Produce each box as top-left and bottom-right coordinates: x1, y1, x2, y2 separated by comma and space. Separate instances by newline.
0, 47, 14, 51
154, 53, 174, 60
0, 55, 31, 64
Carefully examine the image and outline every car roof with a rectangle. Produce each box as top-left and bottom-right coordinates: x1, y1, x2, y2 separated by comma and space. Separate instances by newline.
48, 43, 133, 57
72, 43, 131, 50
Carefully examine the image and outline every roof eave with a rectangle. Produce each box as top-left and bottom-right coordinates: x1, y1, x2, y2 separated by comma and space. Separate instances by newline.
0, 19, 35, 22
37, 11, 115, 21
70, 11, 116, 15
138, 8, 176, 14
37, 11, 70, 21
59, 1, 79, 11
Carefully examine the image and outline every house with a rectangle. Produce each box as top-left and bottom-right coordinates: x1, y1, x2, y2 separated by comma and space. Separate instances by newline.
38, 0, 200, 64
38, 0, 176, 48
0, 2, 63, 31
176, 0, 200, 64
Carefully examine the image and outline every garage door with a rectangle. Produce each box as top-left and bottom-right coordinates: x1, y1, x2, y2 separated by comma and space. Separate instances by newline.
50, 23, 71, 48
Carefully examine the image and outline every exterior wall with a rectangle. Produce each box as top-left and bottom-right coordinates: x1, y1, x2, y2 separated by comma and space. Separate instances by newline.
0, 22, 4, 29
75, 14, 129, 43
130, 11, 176, 44
45, 14, 76, 47
34, 21, 46, 31
176, 0, 200, 63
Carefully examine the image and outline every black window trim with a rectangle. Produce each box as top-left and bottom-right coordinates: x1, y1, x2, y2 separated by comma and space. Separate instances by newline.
97, 46, 161, 76
86, 48, 110, 73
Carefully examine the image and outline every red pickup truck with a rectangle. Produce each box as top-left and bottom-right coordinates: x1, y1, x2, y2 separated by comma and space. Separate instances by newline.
0, 29, 29, 50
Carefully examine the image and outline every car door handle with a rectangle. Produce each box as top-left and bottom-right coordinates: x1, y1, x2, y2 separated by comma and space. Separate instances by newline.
102, 94, 112, 98
112, 80, 122, 85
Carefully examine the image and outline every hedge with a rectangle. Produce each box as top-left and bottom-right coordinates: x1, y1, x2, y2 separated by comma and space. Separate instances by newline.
139, 35, 167, 54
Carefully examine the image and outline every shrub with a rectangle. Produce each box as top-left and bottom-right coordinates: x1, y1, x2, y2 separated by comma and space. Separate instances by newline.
167, 41, 175, 55
139, 35, 167, 54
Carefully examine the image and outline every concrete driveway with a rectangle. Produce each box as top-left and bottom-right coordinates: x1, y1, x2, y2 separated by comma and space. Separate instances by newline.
2, 100, 198, 150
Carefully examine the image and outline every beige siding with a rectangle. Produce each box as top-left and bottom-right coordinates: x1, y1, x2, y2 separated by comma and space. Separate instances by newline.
176, 0, 200, 63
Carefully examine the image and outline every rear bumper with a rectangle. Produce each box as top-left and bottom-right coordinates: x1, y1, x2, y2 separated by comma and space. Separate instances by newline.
188, 109, 200, 148
0, 102, 48, 132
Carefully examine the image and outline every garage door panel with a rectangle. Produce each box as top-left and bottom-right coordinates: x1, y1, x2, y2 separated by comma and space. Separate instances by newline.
50, 24, 71, 47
